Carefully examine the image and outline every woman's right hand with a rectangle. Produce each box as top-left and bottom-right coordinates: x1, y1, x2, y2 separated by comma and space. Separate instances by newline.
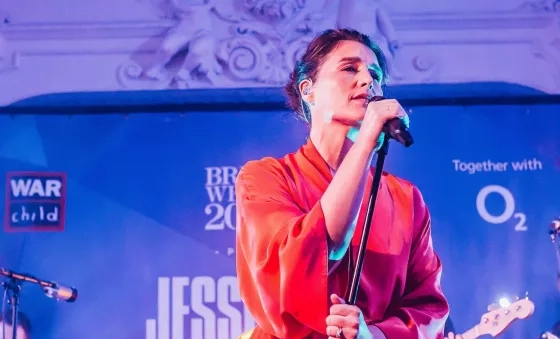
356, 99, 408, 151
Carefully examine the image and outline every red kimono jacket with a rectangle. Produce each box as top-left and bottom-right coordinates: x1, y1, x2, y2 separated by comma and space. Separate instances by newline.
235, 138, 449, 339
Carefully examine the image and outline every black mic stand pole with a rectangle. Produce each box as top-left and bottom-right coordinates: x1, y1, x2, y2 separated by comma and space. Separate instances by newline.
548, 217, 560, 294
1, 278, 21, 339
346, 134, 390, 305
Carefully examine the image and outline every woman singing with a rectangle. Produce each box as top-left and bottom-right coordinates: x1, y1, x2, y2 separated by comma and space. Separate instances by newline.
235, 28, 449, 339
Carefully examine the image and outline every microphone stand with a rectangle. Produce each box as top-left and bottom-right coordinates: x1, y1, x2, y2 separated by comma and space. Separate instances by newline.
346, 134, 390, 305
1, 278, 21, 339
0, 268, 77, 339
548, 218, 560, 293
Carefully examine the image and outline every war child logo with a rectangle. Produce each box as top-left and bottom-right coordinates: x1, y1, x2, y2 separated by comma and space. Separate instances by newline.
4, 171, 66, 232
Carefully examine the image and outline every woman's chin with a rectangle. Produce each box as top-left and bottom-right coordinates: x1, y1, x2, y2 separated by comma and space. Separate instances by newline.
347, 109, 366, 123
332, 113, 364, 126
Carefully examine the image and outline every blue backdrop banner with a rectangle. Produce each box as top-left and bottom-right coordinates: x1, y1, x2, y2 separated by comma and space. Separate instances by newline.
0, 102, 558, 339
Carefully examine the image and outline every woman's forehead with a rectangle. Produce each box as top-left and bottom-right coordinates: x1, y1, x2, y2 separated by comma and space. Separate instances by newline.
323, 40, 379, 68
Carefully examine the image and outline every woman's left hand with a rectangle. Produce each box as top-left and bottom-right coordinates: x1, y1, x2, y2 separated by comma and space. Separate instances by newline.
326, 294, 372, 339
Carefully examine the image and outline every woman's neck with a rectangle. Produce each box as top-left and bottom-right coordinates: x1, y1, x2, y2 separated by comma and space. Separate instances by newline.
309, 122, 353, 171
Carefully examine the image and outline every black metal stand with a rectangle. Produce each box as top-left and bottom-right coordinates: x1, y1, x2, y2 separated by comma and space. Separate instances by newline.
0, 268, 77, 339
1, 278, 21, 339
346, 135, 390, 305
549, 217, 560, 294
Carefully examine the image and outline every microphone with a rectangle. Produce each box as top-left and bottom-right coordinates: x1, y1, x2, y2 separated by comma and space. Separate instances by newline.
43, 283, 78, 302
383, 118, 414, 147
0, 268, 78, 302
371, 96, 414, 147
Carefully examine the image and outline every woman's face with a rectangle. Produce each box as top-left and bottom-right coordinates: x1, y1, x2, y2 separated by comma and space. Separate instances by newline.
301, 40, 384, 126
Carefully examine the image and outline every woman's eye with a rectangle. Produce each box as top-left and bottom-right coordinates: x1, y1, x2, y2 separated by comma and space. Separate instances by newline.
342, 66, 357, 73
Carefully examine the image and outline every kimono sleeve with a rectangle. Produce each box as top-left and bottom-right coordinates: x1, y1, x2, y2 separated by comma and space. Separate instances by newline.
373, 185, 449, 339
235, 160, 329, 338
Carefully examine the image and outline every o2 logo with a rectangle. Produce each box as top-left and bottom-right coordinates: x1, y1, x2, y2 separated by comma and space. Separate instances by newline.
476, 185, 528, 232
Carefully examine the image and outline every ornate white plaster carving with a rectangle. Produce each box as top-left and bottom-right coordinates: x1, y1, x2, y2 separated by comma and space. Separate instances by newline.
518, 0, 560, 12
530, 14, 560, 87
117, 0, 338, 89
117, 0, 226, 89
218, 0, 335, 85
0, 10, 19, 75
116, 0, 446, 88
1, 0, 560, 105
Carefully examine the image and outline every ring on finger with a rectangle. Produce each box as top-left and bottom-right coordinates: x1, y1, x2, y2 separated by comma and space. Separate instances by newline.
336, 327, 343, 338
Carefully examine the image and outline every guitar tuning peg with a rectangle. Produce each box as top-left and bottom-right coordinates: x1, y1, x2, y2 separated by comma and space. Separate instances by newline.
487, 303, 500, 311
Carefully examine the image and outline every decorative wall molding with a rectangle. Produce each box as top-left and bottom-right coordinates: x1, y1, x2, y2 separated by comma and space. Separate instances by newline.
1, 21, 174, 41
518, 0, 560, 12
1, 11, 555, 41
0, 10, 19, 75
0, 0, 559, 106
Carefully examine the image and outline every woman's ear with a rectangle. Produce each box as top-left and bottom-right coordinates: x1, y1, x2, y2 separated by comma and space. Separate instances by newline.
299, 79, 314, 104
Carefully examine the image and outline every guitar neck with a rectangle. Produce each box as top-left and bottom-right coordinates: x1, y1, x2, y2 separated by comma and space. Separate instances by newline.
452, 298, 535, 339
459, 325, 481, 339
